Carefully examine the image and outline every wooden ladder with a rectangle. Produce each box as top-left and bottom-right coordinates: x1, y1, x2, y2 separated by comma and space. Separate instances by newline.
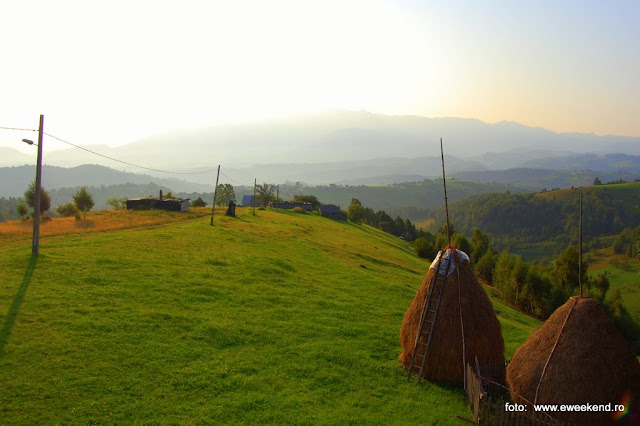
407, 250, 452, 381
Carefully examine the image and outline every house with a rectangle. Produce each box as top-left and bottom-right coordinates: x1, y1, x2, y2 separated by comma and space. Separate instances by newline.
126, 191, 190, 212
319, 204, 347, 221
268, 201, 313, 211
241, 195, 263, 207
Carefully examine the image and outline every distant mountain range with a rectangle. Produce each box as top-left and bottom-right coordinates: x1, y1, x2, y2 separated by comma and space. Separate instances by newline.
2, 110, 639, 176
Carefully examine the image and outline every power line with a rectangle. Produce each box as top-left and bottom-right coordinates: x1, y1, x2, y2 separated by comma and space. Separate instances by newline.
219, 170, 251, 186
0, 126, 38, 132
43, 131, 218, 175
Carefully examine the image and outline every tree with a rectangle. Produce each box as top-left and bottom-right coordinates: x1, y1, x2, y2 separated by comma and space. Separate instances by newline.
24, 180, 51, 216
106, 197, 127, 210
73, 186, 95, 219
190, 197, 207, 207
475, 249, 496, 283
470, 228, 491, 263
293, 194, 320, 209
216, 183, 236, 206
347, 198, 366, 223
56, 203, 78, 217
593, 177, 602, 185
414, 237, 437, 259
16, 202, 28, 219
256, 183, 276, 205
552, 245, 587, 294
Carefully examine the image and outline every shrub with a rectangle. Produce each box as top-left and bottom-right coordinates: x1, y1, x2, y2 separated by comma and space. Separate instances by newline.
57, 203, 79, 217
73, 187, 95, 219
414, 237, 437, 259
191, 197, 207, 207
106, 198, 127, 210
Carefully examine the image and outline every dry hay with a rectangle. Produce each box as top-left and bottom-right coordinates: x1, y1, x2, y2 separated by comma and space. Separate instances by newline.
399, 253, 505, 386
506, 296, 640, 425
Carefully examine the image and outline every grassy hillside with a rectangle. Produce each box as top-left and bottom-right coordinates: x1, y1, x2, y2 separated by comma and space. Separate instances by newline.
535, 181, 640, 202
589, 248, 640, 324
0, 208, 539, 423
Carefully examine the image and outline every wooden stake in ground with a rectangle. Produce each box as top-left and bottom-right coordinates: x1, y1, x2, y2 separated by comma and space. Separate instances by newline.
210, 165, 220, 226
579, 191, 583, 296
440, 138, 451, 246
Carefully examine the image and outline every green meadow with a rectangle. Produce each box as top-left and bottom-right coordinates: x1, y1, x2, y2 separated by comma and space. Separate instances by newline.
0, 209, 539, 423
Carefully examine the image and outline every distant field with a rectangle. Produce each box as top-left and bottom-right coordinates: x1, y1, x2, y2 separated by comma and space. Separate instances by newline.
0, 208, 539, 423
536, 181, 640, 202
505, 241, 566, 263
413, 217, 435, 229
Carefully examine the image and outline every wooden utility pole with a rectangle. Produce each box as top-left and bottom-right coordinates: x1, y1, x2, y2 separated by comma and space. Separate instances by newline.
253, 178, 257, 216
210, 165, 220, 226
32, 115, 44, 256
440, 138, 451, 247
276, 185, 279, 210
579, 192, 583, 297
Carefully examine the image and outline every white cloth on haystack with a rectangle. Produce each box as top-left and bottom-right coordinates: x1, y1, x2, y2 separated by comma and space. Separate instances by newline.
429, 249, 470, 276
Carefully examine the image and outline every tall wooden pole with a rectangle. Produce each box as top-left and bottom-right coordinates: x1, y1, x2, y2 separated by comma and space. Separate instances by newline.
32, 115, 44, 256
579, 192, 583, 297
276, 185, 279, 210
253, 178, 257, 216
210, 165, 220, 226
440, 138, 451, 247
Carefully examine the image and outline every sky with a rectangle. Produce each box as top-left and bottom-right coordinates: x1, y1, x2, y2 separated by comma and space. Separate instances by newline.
1, 0, 638, 153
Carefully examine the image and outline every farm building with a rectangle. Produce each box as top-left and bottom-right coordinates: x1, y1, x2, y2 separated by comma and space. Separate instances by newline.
268, 201, 313, 211
126, 192, 190, 212
506, 296, 640, 425
241, 195, 264, 207
400, 248, 505, 386
319, 204, 346, 221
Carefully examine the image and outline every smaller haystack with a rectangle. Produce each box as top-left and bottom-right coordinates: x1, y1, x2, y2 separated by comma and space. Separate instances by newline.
400, 249, 505, 386
507, 296, 640, 425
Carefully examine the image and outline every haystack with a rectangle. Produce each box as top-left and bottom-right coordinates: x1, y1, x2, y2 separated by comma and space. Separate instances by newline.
399, 249, 505, 386
507, 296, 640, 425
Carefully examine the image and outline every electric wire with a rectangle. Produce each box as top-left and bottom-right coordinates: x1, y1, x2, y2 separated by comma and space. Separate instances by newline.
0, 126, 38, 132
42, 132, 218, 175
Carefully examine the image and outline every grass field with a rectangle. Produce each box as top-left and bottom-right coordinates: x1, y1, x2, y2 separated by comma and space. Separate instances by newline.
0, 208, 539, 423
589, 248, 640, 323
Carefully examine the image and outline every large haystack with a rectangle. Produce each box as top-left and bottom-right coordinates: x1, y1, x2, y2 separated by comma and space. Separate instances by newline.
507, 296, 640, 425
400, 249, 505, 386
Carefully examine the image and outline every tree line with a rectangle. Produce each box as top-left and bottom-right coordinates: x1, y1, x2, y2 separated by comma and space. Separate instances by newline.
434, 188, 640, 246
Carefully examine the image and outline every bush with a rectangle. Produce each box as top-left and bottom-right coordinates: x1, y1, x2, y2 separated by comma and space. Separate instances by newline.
73, 187, 95, 219
106, 198, 127, 210
57, 203, 79, 217
190, 197, 207, 207
415, 237, 437, 259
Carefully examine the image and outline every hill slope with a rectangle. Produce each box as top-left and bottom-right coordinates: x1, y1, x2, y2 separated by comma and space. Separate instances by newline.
0, 208, 539, 423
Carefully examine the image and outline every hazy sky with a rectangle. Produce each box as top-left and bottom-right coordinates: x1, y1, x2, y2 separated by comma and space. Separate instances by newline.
1, 0, 638, 153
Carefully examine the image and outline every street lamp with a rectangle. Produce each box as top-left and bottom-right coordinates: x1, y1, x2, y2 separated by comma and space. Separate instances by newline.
22, 115, 44, 256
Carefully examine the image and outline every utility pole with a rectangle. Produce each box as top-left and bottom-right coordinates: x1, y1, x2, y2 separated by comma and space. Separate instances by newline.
210, 165, 220, 226
253, 178, 257, 216
276, 185, 279, 210
440, 138, 451, 247
32, 115, 44, 256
